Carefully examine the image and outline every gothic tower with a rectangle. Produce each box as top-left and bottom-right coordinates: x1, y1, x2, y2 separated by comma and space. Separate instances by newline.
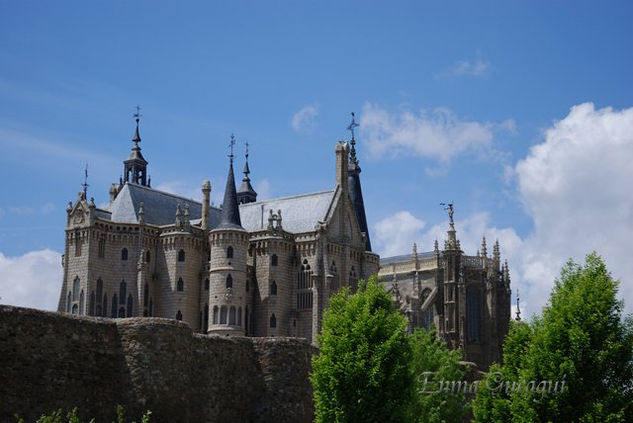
208, 137, 249, 335
346, 113, 372, 252
123, 112, 149, 186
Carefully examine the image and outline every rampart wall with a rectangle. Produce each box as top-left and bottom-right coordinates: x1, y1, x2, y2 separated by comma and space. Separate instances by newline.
0, 305, 315, 422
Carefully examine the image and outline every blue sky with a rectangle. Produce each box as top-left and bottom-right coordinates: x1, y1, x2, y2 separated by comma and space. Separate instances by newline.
1, 1, 632, 317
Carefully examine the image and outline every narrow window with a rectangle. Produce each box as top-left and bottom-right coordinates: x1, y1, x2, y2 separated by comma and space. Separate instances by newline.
220, 306, 227, 324
73, 277, 80, 301
121, 248, 128, 261
98, 238, 105, 258
226, 274, 233, 289
229, 306, 236, 325
72, 304, 78, 315
96, 304, 102, 317
227, 246, 233, 259
144, 284, 148, 307
127, 294, 133, 317
145, 250, 151, 263
271, 254, 278, 266
270, 314, 276, 328
178, 249, 185, 262
270, 280, 277, 296
118, 307, 125, 318
89, 291, 95, 316
203, 304, 209, 332
120, 281, 127, 303
149, 299, 153, 317
237, 307, 242, 326
177, 277, 184, 292
96, 278, 103, 302
111, 294, 118, 317
66, 291, 71, 313
103, 294, 108, 318
75, 233, 82, 257
204, 279, 209, 291
176, 310, 182, 321
79, 290, 85, 315
213, 306, 219, 324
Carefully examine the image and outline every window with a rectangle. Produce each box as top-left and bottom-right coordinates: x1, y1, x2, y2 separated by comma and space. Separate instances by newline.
118, 307, 125, 318
144, 284, 149, 307
103, 294, 108, 318
127, 294, 133, 317
271, 254, 278, 266
178, 249, 185, 262
177, 277, 184, 292
227, 246, 233, 258
145, 250, 151, 263
98, 238, 105, 258
237, 307, 242, 326
270, 314, 276, 328
89, 291, 95, 316
96, 278, 103, 302
220, 306, 227, 324
75, 233, 82, 257
270, 280, 277, 296
73, 277, 80, 301
229, 306, 236, 325
79, 290, 84, 315
213, 306, 219, 324
245, 306, 249, 333
121, 248, 128, 261
66, 292, 71, 313
120, 281, 127, 303
72, 304, 78, 315
297, 260, 313, 310
111, 295, 118, 317
204, 279, 209, 291
203, 304, 209, 332
96, 304, 102, 317
149, 299, 153, 317
176, 310, 182, 321
226, 274, 233, 289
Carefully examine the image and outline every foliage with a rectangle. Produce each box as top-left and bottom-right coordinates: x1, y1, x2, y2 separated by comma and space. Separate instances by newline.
311, 276, 413, 423
14, 406, 151, 423
408, 327, 470, 423
472, 253, 633, 422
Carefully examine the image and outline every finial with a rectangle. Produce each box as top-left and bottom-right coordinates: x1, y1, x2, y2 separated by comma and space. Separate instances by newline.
347, 112, 360, 165
81, 163, 89, 197
132, 105, 142, 145
243, 141, 251, 177
413, 242, 417, 255
228, 134, 236, 163
515, 288, 521, 321
440, 202, 455, 226
481, 236, 487, 257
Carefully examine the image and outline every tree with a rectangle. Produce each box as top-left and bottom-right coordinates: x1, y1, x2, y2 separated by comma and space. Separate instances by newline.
409, 327, 470, 423
311, 276, 413, 423
472, 253, 633, 422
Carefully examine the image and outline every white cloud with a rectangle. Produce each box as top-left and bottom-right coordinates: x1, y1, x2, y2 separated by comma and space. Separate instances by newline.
255, 178, 272, 200
360, 103, 513, 165
291, 104, 319, 133
373, 102, 633, 318
0, 249, 62, 311
439, 57, 491, 77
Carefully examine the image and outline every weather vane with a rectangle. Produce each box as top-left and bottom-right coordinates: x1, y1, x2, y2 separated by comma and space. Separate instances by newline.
228, 133, 236, 162
347, 112, 359, 141
440, 202, 454, 225
81, 163, 89, 196
245, 141, 249, 159
134, 105, 142, 122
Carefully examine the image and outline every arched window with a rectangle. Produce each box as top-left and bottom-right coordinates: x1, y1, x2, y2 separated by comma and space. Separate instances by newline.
226, 274, 233, 289
178, 249, 185, 262
203, 304, 209, 332
204, 279, 209, 291
297, 260, 313, 310
120, 281, 126, 303
90, 291, 95, 316
96, 278, 103, 301
229, 306, 236, 325
111, 294, 118, 318
237, 307, 242, 326
145, 250, 151, 263
220, 306, 227, 324
103, 294, 108, 318
73, 277, 80, 301
96, 304, 102, 317
66, 291, 71, 313
127, 294, 133, 317
121, 248, 128, 261
270, 280, 277, 296
118, 307, 125, 318
72, 304, 78, 315
227, 246, 233, 259
213, 306, 219, 324
271, 254, 278, 266
176, 310, 182, 321
177, 278, 184, 292
79, 290, 85, 315
270, 314, 276, 328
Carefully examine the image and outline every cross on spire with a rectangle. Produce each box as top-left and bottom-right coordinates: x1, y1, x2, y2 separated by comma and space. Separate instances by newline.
245, 141, 249, 160
228, 133, 236, 163
347, 112, 359, 141
81, 163, 89, 196
134, 105, 142, 122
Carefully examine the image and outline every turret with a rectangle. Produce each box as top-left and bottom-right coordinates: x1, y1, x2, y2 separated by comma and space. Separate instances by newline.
201, 180, 211, 230
346, 112, 372, 251
208, 135, 248, 336
237, 143, 257, 204
123, 108, 149, 186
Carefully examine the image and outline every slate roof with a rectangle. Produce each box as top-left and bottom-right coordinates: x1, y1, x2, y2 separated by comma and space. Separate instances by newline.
380, 251, 435, 266
239, 190, 336, 233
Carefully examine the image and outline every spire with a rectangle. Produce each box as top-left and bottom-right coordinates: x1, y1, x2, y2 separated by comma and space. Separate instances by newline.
346, 112, 372, 251
481, 236, 487, 257
515, 287, 521, 321
123, 106, 148, 186
217, 135, 243, 230
493, 239, 501, 263
237, 141, 257, 204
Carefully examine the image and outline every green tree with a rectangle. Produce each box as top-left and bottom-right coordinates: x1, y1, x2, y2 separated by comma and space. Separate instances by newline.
472, 253, 633, 422
409, 327, 469, 423
311, 276, 413, 423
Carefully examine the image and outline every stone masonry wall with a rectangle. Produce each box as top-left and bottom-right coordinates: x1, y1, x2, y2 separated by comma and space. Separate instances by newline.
0, 305, 315, 423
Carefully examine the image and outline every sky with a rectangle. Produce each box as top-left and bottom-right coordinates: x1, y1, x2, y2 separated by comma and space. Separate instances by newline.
1, 1, 632, 318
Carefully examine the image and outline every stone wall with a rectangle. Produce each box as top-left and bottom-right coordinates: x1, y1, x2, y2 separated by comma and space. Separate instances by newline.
0, 305, 315, 422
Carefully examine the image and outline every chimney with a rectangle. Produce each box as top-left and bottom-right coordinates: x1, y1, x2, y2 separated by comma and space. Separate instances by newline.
201, 180, 211, 230
335, 142, 349, 194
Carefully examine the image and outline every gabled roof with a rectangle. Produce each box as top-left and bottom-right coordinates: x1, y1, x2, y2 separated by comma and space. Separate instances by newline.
239, 190, 336, 233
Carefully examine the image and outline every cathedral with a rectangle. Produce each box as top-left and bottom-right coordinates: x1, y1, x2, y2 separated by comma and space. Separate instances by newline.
57, 113, 510, 369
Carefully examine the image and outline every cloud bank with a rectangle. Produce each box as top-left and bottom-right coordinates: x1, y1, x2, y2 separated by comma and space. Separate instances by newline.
291, 104, 319, 134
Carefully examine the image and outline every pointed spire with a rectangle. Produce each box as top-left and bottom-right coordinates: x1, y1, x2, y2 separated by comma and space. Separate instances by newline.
347, 112, 372, 251
493, 239, 501, 263
237, 141, 257, 204
217, 135, 243, 230
515, 288, 521, 321
481, 236, 487, 257
132, 105, 142, 146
